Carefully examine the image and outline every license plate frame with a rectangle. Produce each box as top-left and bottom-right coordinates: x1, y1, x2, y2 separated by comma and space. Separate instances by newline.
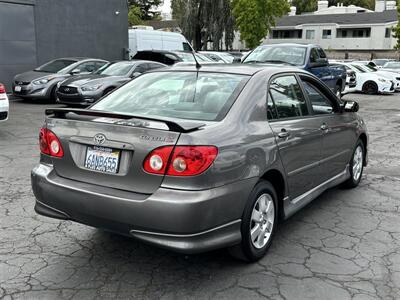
84, 145, 121, 174
14, 86, 22, 92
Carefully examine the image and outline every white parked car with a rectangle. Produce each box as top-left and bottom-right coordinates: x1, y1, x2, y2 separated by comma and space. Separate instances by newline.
334, 62, 394, 94
381, 61, 400, 74
353, 62, 400, 91
198, 51, 235, 63
0, 83, 9, 121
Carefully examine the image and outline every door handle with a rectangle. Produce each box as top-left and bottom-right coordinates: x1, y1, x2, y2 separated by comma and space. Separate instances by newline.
277, 129, 290, 139
320, 124, 329, 131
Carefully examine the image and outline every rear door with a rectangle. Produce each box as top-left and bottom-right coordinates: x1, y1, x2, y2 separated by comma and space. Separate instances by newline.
299, 75, 354, 182
267, 74, 323, 199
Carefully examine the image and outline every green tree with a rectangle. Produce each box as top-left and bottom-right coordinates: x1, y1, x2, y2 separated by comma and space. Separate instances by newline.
128, 5, 143, 26
392, 1, 400, 49
128, 0, 162, 21
291, 0, 317, 15
232, 0, 290, 49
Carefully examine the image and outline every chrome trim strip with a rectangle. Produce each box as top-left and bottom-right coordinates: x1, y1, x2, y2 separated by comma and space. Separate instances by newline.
130, 219, 241, 238
284, 166, 350, 219
291, 168, 348, 205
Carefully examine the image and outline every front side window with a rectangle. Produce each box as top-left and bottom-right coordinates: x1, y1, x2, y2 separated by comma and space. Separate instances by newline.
302, 81, 334, 115
73, 61, 97, 73
269, 75, 309, 119
92, 72, 249, 121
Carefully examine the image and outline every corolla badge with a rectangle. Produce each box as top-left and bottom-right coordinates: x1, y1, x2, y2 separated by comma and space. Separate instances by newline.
94, 133, 106, 145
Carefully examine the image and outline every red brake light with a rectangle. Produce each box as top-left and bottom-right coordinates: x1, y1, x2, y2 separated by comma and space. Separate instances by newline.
143, 145, 218, 176
39, 128, 64, 157
0, 84, 5, 94
143, 146, 174, 174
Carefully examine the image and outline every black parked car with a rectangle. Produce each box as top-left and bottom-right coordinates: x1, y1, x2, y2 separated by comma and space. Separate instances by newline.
13, 58, 108, 101
133, 50, 213, 66
56, 60, 166, 106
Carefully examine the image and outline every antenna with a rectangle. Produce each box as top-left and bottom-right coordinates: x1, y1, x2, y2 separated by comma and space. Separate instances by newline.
192, 49, 202, 69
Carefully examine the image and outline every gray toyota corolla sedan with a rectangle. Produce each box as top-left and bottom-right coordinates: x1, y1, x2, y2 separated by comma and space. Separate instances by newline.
57, 60, 166, 106
13, 58, 108, 101
31, 65, 368, 261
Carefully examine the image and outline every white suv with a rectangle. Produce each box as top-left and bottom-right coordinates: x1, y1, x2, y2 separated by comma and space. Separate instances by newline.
0, 83, 9, 121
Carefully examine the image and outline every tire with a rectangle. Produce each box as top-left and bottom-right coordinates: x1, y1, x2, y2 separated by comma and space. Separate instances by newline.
49, 85, 58, 103
103, 87, 114, 97
335, 84, 342, 100
343, 140, 365, 188
362, 81, 378, 95
229, 181, 278, 262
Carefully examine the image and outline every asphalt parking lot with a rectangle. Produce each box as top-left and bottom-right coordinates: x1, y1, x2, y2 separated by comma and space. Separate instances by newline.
1, 94, 400, 300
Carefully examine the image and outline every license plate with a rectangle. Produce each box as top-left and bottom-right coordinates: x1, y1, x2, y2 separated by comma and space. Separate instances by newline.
14, 86, 21, 92
84, 146, 120, 174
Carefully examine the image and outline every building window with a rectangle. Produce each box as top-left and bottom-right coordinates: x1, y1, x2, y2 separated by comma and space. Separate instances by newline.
306, 30, 315, 39
352, 28, 371, 38
385, 28, 392, 38
322, 29, 332, 39
271, 30, 302, 39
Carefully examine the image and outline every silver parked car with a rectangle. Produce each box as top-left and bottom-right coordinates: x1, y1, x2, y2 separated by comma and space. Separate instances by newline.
12, 58, 108, 101
56, 60, 166, 106
31, 65, 368, 261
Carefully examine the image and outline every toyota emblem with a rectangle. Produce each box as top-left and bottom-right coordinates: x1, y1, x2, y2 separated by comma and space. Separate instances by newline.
94, 133, 106, 145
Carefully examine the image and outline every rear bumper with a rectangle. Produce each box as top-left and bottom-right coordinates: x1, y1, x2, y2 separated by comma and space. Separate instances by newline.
31, 164, 254, 254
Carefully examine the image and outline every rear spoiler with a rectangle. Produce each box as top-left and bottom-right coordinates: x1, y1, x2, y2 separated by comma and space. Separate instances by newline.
45, 108, 205, 133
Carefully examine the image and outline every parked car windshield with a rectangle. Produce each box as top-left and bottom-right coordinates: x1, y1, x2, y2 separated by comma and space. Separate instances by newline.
95, 62, 134, 76
91, 71, 249, 121
351, 64, 366, 73
383, 62, 400, 69
174, 52, 212, 62
34, 59, 77, 73
243, 45, 306, 66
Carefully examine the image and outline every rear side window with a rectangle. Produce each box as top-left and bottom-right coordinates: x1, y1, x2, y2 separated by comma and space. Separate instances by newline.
92, 72, 249, 121
269, 75, 309, 119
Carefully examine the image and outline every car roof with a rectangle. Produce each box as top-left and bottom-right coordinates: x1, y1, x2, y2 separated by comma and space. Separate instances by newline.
259, 43, 317, 48
54, 57, 106, 62
108, 60, 158, 65
166, 64, 304, 76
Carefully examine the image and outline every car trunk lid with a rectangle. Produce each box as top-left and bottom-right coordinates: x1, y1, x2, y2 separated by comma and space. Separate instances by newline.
45, 108, 205, 194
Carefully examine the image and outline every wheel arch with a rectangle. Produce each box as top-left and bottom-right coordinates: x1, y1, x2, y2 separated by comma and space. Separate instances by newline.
260, 169, 286, 220
358, 133, 368, 166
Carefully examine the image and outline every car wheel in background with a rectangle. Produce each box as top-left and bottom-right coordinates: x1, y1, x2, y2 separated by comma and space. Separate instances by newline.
49, 85, 58, 103
103, 87, 115, 97
335, 84, 342, 99
229, 181, 278, 262
343, 140, 365, 188
362, 81, 378, 95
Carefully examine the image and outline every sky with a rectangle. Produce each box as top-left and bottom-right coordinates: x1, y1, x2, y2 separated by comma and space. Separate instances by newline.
161, 0, 171, 14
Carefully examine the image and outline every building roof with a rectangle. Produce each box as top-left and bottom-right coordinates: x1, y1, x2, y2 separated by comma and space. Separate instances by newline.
276, 9, 398, 27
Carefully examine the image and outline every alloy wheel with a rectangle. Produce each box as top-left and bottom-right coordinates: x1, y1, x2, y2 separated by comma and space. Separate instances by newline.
353, 145, 363, 181
250, 193, 275, 249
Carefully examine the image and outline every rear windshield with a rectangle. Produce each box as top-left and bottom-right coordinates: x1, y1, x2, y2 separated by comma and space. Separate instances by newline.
35, 59, 76, 73
91, 71, 249, 121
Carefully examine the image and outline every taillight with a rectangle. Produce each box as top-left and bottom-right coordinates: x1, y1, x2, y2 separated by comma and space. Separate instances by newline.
39, 128, 64, 157
0, 84, 5, 94
143, 146, 174, 175
143, 145, 218, 176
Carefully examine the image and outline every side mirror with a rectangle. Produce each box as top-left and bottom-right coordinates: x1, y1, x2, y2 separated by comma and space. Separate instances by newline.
131, 72, 142, 78
70, 69, 80, 75
341, 100, 359, 113
310, 58, 328, 68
